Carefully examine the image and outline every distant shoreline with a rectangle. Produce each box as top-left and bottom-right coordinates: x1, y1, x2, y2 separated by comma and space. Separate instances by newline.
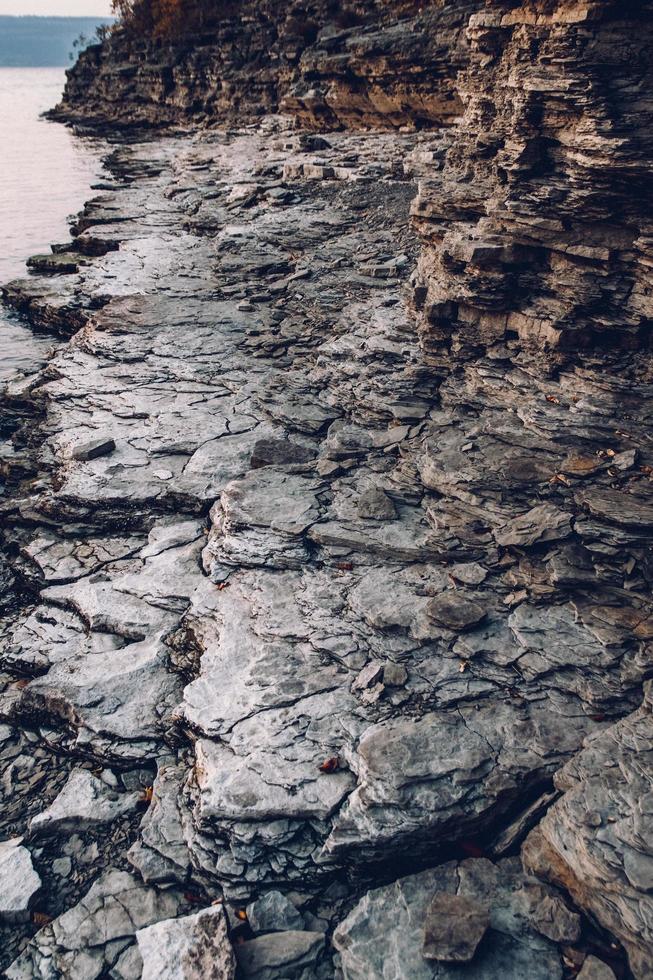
0, 15, 115, 69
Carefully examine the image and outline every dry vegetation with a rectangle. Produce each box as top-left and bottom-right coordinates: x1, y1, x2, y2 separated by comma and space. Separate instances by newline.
111, 0, 240, 38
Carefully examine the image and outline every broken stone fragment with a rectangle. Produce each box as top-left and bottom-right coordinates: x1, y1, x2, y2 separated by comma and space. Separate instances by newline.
0, 838, 41, 922
333, 858, 567, 979
382, 662, 408, 687
246, 891, 304, 934
357, 487, 397, 520
235, 930, 324, 979
577, 488, 653, 530
494, 503, 573, 548
576, 955, 617, 980
426, 592, 487, 631
422, 892, 490, 963
612, 449, 637, 472
30, 768, 141, 837
71, 436, 116, 461
137, 904, 236, 980
6, 869, 184, 979
450, 562, 487, 585
561, 455, 604, 478
352, 662, 384, 692
527, 893, 581, 945
250, 438, 315, 469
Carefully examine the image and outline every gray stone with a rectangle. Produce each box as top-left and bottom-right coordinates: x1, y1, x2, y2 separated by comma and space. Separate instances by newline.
246, 891, 304, 934
0, 839, 41, 922
137, 904, 236, 980
522, 688, 653, 980
357, 487, 397, 520
450, 562, 487, 586
576, 956, 617, 980
382, 662, 408, 687
6, 869, 184, 980
426, 592, 487, 631
250, 438, 315, 469
235, 931, 324, 979
30, 768, 141, 836
333, 858, 565, 979
422, 893, 490, 963
494, 504, 573, 548
53, 857, 73, 878
72, 436, 116, 461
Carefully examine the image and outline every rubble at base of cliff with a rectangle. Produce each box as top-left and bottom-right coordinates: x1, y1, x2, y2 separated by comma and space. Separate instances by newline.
1, 1, 653, 979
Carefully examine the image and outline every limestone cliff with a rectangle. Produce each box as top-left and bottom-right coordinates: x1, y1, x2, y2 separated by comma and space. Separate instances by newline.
412, 0, 653, 358
2, 2, 653, 979
53, 0, 479, 130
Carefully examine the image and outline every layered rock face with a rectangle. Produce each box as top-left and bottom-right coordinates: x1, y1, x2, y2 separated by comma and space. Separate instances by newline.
413, 0, 653, 356
54, 0, 479, 130
2, 2, 653, 980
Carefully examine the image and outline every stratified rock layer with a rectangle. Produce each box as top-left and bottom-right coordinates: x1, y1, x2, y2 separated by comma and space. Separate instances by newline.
54, 1, 480, 131
1, 2, 653, 978
412, 0, 653, 355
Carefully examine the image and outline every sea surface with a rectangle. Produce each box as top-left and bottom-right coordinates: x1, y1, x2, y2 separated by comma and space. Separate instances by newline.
0, 67, 106, 384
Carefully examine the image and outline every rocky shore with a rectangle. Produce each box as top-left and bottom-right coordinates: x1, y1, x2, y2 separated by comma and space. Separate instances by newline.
1, 2, 653, 979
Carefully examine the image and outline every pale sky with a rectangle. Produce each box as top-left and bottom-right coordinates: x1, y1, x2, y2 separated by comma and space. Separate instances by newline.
0, 1, 113, 14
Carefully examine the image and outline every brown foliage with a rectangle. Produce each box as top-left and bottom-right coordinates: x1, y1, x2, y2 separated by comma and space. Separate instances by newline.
111, 0, 240, 39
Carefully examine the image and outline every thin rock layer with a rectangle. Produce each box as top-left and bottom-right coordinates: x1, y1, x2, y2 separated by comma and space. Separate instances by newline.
1, 2, 653, 979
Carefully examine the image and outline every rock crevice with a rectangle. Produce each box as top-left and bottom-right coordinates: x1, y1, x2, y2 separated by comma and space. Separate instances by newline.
1, 2, 652, 978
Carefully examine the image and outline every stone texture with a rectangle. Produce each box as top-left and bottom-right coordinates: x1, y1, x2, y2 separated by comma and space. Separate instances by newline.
235, 930, 325, 980
136, 905, 236, 980
54, 2, 481, 132
246, 891, 305, 935
523, 686, 653, 980
412, 0, 653, 356
422, 893, 490, 963
577, 957, 617, 980
333, 858, 568, 979
30, 768, 141, 836
6, 870, 184, 979
0, 838, 40, 922
1, 7, 653, 974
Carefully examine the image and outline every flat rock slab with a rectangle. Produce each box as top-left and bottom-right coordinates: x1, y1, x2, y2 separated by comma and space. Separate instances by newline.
6, 869, 184, 979
137, 904, 235, 980
426, 592, 487, 631
235, 930, 325, 980
30, 768, 141, 836
0, 839, 41, 922
333, 857, 569, 979
493, 503, 573, 548
422, 893, 490, 963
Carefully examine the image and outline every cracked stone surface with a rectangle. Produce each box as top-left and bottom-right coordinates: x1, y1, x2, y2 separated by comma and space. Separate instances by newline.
136, 904, 235, 980
6, 870, 185, 980
333, 857, 575, 979
0, 839, 41, 922
1, 6, 652, 969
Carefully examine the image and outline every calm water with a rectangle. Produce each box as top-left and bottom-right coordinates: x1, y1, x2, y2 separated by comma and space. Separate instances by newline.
0, 68, 106, 384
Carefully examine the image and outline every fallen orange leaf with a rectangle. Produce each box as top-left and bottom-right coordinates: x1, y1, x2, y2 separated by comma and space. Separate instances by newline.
319, 756, 340, 774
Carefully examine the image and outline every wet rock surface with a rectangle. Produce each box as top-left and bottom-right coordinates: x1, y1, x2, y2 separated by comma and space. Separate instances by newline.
1, 5, 652, 972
